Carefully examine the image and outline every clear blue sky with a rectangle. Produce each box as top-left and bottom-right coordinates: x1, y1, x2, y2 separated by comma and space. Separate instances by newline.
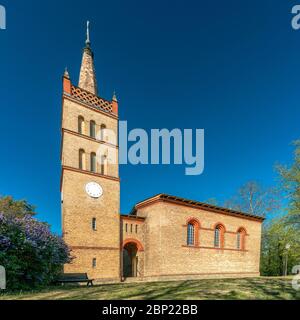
0, 0, 299, 234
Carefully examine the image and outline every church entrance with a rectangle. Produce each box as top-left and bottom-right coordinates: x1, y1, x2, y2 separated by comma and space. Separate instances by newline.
123, 242, 138, 278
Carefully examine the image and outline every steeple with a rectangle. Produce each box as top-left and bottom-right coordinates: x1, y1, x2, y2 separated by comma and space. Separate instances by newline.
78, 21, 98, 95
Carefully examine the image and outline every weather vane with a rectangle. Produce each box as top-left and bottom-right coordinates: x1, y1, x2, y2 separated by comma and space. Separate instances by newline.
86, 20, 91, 46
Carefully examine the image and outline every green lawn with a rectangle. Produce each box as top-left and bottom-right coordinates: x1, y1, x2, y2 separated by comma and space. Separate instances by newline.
0, 277, 299, 300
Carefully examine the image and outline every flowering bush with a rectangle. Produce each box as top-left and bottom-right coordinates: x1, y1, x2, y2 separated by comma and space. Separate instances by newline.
0, 213, 71, 290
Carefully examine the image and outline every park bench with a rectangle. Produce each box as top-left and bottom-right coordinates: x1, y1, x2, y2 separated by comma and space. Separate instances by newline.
56, 273, 94, 287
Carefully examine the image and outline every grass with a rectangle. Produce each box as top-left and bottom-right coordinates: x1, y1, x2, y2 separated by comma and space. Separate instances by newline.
0, 277, 299, 300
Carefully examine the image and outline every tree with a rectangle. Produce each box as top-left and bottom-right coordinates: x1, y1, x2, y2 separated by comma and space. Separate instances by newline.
0, 196, 36, 218
223, 181, 280, 217
277, 140, 300, 225
261, 216, 300, 276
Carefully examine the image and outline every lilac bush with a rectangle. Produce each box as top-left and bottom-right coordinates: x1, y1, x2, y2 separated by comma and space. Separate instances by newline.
0, 213, 72, 290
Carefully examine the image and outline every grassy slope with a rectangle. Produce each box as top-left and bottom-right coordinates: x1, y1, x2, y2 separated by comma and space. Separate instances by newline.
1, 277, 299, 300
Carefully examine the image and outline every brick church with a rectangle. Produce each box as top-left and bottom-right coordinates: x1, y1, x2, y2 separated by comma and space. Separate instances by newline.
61, 25, 264, 282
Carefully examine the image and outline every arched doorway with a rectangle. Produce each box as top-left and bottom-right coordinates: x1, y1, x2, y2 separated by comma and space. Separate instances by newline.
122, 239, 144, 278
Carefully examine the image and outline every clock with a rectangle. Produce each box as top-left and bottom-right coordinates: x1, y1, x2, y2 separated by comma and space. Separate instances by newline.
85, 182, 103, 198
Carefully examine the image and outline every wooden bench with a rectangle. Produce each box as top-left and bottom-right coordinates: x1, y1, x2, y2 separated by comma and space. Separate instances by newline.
56, 273, 94, 287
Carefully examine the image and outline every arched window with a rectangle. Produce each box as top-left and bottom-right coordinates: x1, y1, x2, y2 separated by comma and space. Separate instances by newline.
78, 116, 85, 135
214, 224, 225, 248
90, 120, 96, 138
237, 228, 246, 250
79, 149, 86, 170
90, 152, 97, 173
187, 223, 195, 246
187, 218, 200, 246
100, 124, 107, 141
100, 153, 108, 175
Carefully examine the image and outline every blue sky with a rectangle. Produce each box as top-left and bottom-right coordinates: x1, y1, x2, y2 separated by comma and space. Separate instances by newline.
0, 0, 299, 233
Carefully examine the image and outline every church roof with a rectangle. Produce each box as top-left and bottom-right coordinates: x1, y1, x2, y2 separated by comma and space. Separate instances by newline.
130, 193, 265, 222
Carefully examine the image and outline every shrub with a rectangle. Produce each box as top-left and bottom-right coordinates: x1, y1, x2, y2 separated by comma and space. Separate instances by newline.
0, 213, 71, 290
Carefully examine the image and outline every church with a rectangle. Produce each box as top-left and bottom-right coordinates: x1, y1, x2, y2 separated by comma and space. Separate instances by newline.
61, 25, 264, 283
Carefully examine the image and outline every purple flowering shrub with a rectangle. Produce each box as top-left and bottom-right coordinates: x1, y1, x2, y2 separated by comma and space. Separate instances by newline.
0, 213, 72, 290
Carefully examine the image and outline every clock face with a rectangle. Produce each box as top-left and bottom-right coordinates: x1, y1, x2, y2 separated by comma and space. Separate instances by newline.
85, 182, 103, 199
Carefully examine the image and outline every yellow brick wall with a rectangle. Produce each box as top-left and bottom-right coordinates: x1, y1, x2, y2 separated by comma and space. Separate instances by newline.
136, 202, 262, 279
61, 94, 120, 281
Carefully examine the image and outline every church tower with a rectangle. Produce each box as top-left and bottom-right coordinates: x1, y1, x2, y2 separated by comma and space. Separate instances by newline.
61, 22, 120, 281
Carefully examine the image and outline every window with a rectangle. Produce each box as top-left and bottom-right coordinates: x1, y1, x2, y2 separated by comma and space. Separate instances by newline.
214, 228, 220, 247
100, 124, 107, 141
90, 120, 96, 138
125, 223, 128, 232
187, 223, 195, 246
130, 224, 133, 233
90, 152, 97, 173
79, 149, 86, 170
186, 218, 200, 246
92, 218, 97, 231
92, 258, 97, 268
78, 116, 85, 134
100, 154, 108, 175
237, 228, 246, 250
136, 225, 138, 233
214, 224, 225, 248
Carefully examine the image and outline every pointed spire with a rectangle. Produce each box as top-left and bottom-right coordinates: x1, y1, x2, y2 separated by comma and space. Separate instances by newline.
112, 91, 118, 102
64, 67, 70, 79
78, 21, 98, 95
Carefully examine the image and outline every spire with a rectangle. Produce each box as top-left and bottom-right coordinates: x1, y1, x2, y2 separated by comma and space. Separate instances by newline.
112, 91, 118, 102
78, 21, 98, 95
64, 67, 70, 79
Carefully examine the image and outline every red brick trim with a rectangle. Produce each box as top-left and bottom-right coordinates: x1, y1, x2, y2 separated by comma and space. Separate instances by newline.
62, 128, 119, 149
122, 238, 144, 252
70, 246, 119, 251
182, 225, 250, 237
63, 95, 119, 120
182, 245, 248, 252
134, 196, 264, 222
61, 166, 120, 191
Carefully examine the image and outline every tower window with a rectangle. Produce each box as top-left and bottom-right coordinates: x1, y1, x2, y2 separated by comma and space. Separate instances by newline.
92, 218, 97, 231
90, 152, 97, 173
100, 154, 108, 175
125, 223, 128, 232
78, 116, 85, 135
90, 120, 96, 139
130, 224, 133, 233
79, 149, 86, 170
100, 124, 107, 141
92, 258, 97, 268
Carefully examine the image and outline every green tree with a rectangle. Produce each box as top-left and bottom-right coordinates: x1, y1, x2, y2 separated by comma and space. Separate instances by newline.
0, 195, 36, 218
261, 217, 300, 276
277, 140, 300, 225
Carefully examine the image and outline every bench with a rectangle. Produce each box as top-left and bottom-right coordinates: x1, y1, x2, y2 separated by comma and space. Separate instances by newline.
56, 273, 94, 287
